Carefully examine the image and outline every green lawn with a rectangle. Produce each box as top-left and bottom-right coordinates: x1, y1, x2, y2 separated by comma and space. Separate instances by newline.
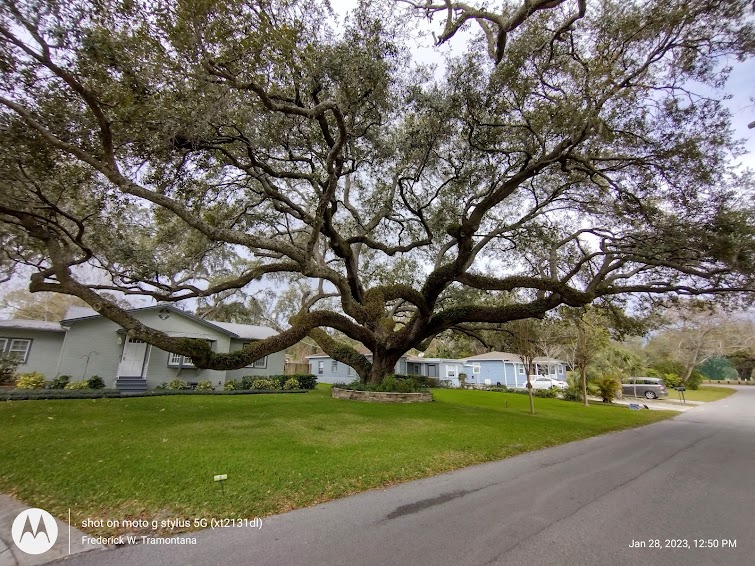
672, 385, 736, 403
0, 386, 675, 536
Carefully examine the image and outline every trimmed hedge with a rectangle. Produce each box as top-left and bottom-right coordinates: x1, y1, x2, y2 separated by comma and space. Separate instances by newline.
239, 374, 318, 390
2, 389, 122, 400
1, 388, 308, 401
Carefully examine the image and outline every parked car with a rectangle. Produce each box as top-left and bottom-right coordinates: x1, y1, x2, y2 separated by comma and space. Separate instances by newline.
531, 376, 568, 390
622, 377, 668, 399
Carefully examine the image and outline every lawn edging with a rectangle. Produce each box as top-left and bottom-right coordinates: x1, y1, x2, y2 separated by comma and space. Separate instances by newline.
332, 387, 433, 403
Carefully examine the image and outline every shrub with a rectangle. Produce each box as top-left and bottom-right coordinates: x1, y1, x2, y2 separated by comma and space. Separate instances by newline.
0, 353, 21, 385
283, 377, 300, 390
686, 371, 704, 390
595, 375, 621, 403
168, 379, 189, 390
240, 375, 254, 390
87, 375, 106, 389
64, 380, 91, 390
15, 372, 46, 389
223, 379, 239, 391
292, 374, 318, 390
196, 380, 213, 390
251, 378, 277, 390
49, 375, 71, 390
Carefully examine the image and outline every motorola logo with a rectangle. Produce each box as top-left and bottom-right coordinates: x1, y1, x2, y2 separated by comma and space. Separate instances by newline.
11, 508, 58, 555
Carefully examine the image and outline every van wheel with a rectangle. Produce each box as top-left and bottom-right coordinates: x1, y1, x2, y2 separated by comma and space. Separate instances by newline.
645, 391, 657, 399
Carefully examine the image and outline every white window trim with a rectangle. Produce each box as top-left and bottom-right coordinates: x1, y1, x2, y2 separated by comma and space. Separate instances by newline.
331, 360, 338, 372
518, 365, 525, 374
317, 360, 324, 375
241, 342, 267, 369
168, 353, 195, 368
472, 363, 481, 374
347, 366, 353, 376
446, 364, 458, 378
0, 338, 7, 352
5, 338, 32, 363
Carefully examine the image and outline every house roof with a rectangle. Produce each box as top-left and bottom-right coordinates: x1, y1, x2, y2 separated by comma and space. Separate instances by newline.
0, 319, 66, 332
306, 345, 372, 358
60, 304, 277, 340
463, 351, 565, 364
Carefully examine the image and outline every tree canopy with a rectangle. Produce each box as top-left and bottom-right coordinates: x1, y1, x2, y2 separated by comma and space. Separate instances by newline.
1, 0, 754, 382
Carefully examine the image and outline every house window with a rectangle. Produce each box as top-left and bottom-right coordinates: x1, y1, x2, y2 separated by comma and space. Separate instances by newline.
472, 363, 481, 374
168, 352, 196, 367
1, 338, 32, 363
446, 365, 458, 378
317, 361, 324, 375
518, 365, 524, 374
347, 366, 353, 376
558, 365, 564, 374
331, 360, 338, 372
242, 343, 266, 369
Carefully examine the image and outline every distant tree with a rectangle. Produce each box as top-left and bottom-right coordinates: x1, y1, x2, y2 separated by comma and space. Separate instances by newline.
646, 302, 755, 384
697, 356, 738, 380
562, 308, 610, 407
504, 319, 543, 415
0, 289, 87, 321
727, 350, 755, 380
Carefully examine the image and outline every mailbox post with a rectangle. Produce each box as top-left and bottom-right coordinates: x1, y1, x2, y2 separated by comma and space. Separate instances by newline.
675, 386, 686, 404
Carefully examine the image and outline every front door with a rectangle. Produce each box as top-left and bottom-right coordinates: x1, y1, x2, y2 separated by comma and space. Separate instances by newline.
427, 364, 438, 377
119, 338, 148, 377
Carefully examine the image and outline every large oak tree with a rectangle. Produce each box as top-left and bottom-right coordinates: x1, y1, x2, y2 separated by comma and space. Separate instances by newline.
1, 0, 754, 383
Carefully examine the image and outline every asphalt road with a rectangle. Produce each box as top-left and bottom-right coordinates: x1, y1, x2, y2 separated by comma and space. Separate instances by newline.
58, 387, 755, 566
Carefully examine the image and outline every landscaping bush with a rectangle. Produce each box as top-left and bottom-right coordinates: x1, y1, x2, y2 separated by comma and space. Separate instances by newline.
595, 375, 621, 403
240, 375, 254, 390
250, 378, 277, 390
283, 377, 300, 390
510, 387, 558, 398
292, 374, 318, 390
223, 379, 240, 391
64, 380, 91, 390
196, 380, 213, 390
87, 375, 106, 389
334, 376, 425, 393
2, 388, 122, 400
15, 372, 46, 389
686, 371, 704, 390
0, 353, 20, 385
168, 379, 189, 390
49, 375, 71, 389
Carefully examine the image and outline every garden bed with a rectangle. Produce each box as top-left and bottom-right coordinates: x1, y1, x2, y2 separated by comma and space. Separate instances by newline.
332, 387, 433, 403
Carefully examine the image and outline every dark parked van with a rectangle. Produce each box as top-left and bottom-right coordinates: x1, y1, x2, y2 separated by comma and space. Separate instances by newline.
622, 377, 668, 399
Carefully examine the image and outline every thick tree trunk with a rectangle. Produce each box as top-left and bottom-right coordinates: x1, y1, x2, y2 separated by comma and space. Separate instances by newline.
580, 366, 589, 407
366, 353, 400, 385
526, 372, 535, 415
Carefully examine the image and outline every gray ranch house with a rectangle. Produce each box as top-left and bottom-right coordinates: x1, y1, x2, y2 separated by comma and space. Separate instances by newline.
306, 350, 568, 388
307, 347, 409, 384
0, 304, 284, 392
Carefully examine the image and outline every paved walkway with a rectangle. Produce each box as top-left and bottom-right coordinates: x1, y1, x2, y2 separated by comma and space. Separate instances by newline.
0, 495, 100, 566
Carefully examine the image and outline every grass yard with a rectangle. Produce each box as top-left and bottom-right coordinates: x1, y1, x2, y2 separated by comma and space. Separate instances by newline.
672, 385, 736, 403
0, 386, 676, 537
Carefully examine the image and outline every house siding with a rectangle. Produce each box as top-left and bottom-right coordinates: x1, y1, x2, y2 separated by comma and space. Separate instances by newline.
0, 329, 64, 379
308, 356, 406, 384
224, 340, 286, 381
57, 317, 122, 384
